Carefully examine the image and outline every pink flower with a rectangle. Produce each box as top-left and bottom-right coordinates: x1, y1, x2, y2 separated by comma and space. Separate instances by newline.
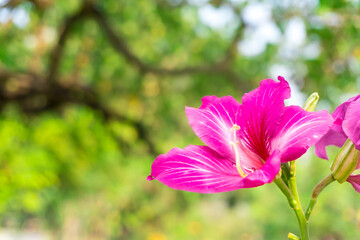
148, 77, 333, 193
315, 95, 360, 192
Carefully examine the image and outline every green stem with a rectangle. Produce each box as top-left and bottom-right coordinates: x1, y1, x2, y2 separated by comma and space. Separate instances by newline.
274, 178, 309, 240
281, 163, 291, 184
305, 174, 335, 220
293, 203, 309, 240
289, 161, 309, 239
274, 178, 296, 208
289, 161, 302, 211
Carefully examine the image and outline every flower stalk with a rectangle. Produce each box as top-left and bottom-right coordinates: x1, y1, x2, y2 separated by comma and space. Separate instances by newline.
305, 174, 335, 220
274, 177, 309, 240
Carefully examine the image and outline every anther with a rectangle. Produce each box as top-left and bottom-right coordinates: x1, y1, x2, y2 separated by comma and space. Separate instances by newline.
231, 124, 240, 131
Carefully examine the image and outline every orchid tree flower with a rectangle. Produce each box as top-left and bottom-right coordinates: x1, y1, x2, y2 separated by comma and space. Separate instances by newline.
148, 76, 333, 194
315, 95, 360, 192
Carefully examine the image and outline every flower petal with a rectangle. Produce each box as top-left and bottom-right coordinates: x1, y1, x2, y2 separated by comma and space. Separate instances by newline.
271, 106, 333, 162
147, 145, 244, 193
185, 96, 241, 159
343, 98, 360, 150
147, 145, 281, 193
314, 95, 360, 159
314, 128, 347, 160
347, 174, 360, 193
237, 76, 290, 160
332, 95, 360, 132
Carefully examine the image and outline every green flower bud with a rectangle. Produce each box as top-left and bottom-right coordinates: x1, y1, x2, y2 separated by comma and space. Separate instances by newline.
331, 139, 360, 183
303, 92, 319, 112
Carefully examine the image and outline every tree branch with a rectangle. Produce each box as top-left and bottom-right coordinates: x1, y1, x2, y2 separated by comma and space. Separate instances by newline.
45, 1, 249, 90
87, 4, 250, 89
46, 3, 93, 83
0, 70, 158, 155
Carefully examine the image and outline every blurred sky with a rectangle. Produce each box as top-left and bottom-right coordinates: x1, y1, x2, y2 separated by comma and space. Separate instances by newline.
197, 0, 311, 105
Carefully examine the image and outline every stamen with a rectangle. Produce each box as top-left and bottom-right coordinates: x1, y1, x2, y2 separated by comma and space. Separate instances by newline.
230, 141, 247, 178
230, 124, 247, 177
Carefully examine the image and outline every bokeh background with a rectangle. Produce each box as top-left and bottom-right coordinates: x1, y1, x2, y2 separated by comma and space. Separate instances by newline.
0, 0, 359, 239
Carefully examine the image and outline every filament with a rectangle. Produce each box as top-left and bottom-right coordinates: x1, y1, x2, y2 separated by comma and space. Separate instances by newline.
230, 141, 247, 178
